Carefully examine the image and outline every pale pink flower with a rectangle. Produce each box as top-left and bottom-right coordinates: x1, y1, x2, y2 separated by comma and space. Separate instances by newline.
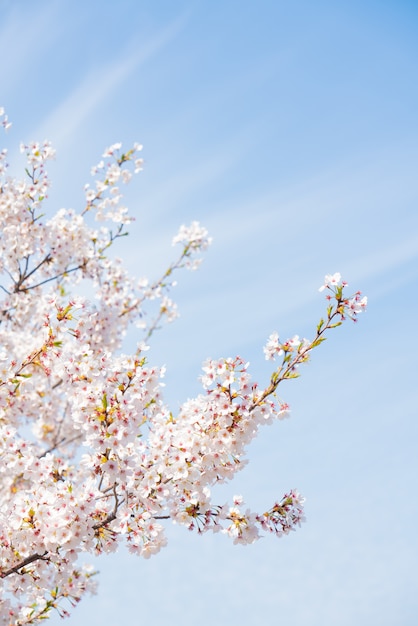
319, 272, 343, 291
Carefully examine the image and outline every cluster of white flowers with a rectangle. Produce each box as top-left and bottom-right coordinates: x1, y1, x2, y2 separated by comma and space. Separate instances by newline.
319, 272, 368, 320
263, 333, 311, 361
0, 112, 366, 624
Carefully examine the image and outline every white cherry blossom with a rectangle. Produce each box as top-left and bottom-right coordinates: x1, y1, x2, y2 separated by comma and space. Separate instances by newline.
0, 111, 366, 624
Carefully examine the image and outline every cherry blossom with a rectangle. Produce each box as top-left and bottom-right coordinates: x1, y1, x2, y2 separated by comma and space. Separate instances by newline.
0, 110, 367, 624
319, 272, 346, 291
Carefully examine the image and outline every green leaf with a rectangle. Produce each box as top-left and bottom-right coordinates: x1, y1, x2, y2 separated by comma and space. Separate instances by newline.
284, 371, 300, 379
328, 321, 343, 329
311, 336, 327, 348
271, 371, 279, 385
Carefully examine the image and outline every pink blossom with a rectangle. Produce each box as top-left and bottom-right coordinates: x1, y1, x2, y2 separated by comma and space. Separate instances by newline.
0, 112, 366, 624
319, 272, 343, 291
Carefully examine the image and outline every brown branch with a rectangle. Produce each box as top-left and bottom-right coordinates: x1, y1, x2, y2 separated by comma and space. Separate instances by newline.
250, 301, 344, 411
0, 551, 49, 579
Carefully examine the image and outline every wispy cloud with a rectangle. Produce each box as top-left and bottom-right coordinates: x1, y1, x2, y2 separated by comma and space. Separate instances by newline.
0, 2, 59, 93
122, 130, 418, 342
344, 233, 418, 296
31, 14, 187, 146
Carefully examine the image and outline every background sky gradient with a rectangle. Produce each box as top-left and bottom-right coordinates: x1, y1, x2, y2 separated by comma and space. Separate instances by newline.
1, 1, 418, 624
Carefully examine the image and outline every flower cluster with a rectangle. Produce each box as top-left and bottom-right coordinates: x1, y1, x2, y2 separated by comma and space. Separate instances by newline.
263, 333, 310, 361
0, 112, 366, 624
319, 272, 367, 320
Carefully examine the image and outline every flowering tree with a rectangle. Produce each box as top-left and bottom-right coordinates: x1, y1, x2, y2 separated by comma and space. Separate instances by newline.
0, 109, 367, 624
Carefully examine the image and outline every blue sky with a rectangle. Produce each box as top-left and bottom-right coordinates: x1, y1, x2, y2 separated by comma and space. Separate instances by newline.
1, 0, 418, 624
